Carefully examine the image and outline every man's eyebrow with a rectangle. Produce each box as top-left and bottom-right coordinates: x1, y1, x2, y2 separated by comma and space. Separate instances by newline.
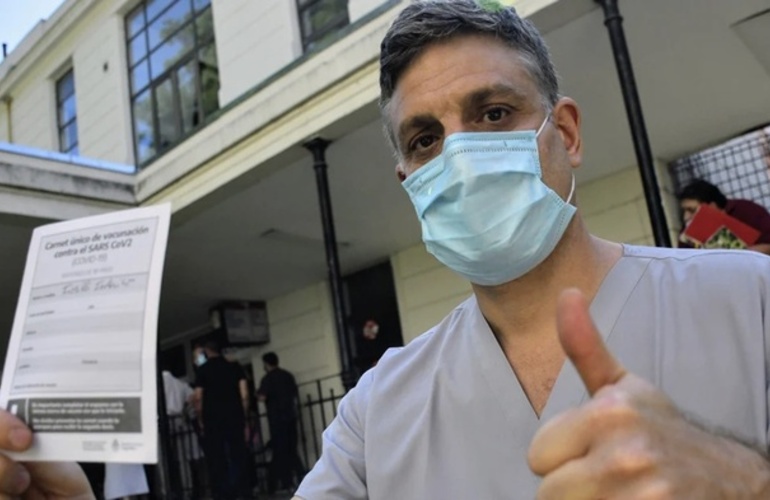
463, 84, 529, 109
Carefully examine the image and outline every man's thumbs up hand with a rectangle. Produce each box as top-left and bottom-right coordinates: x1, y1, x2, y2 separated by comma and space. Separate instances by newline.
555, 288, 626, 396
527, 289, 770, 499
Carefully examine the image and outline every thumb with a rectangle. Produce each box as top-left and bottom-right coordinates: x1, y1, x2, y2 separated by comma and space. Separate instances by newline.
557, 288, 626, 396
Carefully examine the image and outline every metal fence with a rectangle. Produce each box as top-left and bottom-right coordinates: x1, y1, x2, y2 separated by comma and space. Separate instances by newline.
295, 374, 347, 469
669, 124, 770, 211
151, 373, 347, 499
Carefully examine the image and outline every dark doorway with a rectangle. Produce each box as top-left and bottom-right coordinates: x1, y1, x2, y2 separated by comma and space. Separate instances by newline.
343, 261, 404, 376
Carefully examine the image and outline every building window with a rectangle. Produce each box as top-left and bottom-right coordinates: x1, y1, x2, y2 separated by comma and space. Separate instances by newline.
297, 0, 349, 52
126, 0, 220, 166
56, 70, 78, 155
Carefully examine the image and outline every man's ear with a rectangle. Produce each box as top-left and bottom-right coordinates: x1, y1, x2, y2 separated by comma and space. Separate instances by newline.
552, 97, 583, 169
395, 164, 407, 182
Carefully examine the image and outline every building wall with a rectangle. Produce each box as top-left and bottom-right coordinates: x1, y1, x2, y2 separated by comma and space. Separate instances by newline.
71, 7, 133, 164
0, 100, 9, 142
349, 0, 392, 22
581, 166, 656, 246
581, 164, 680, 245
7, 69, 58, 152
213, 0, 302, 106
2, 1, 133, 164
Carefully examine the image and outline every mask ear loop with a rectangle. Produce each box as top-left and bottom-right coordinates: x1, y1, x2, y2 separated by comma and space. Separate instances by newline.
565, 173, 576, 204
536, 113, 551, 137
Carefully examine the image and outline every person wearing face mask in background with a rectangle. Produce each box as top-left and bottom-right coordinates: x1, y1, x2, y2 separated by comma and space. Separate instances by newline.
193, 345, 208, 370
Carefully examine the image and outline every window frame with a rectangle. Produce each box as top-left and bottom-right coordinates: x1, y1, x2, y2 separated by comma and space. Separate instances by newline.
296, 0, 350, 52
55, 69, 78, 155
125, 0, 218, 167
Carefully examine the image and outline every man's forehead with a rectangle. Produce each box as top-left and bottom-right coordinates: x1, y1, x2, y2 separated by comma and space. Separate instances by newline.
392, 41, 537, 102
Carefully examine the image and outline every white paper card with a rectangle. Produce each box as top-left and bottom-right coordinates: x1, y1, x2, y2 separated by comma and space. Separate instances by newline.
0, 204, 171, 463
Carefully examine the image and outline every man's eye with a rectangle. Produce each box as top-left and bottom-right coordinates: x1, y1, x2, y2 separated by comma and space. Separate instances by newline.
483, 107, 508, 122
412, 135, 437, 151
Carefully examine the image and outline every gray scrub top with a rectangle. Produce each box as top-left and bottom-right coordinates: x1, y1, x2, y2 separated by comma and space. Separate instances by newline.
296, 246, 770, 499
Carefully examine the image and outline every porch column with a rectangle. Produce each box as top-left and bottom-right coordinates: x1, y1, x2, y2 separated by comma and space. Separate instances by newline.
304, 138, 354, 389
596, 0, 672, 247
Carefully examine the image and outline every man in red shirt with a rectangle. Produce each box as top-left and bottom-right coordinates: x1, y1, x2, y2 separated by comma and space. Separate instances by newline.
678, 179, 770, 255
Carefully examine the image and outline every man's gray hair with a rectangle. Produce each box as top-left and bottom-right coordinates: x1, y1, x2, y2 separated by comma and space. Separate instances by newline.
379, 0, 560, 148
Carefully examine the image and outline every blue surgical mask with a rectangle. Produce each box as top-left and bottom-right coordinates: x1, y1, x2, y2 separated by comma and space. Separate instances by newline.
402, 116, 576, 286
195, 353, 207, 367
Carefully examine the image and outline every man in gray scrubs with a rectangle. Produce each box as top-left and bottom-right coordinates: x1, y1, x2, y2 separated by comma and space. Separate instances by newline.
291, 1, 770, 498
0, 1, 768, 499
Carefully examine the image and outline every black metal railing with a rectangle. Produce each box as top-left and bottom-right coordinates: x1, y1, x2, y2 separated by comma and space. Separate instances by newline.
670, 124, 770, 212
152, 373, 348, 498
296, 373, 347, 469
163, 414, 208, 499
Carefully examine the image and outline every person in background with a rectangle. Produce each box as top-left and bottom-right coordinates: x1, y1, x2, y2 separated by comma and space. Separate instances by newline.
194, 339, 250, 500
678, 179, 770, 254
161, 367, 203, 498
257, 352, 305, 494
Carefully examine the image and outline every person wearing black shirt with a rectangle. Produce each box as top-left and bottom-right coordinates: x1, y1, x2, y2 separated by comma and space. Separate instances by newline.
257, 352, 305, 493
193, 340, 250, 499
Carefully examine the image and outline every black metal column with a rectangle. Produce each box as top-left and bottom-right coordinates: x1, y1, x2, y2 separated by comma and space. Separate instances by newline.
304, 138, 354, 390
596, 0, 672, 247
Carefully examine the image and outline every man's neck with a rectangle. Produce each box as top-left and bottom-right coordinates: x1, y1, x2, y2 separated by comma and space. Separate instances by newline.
472, 216, 622, 344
